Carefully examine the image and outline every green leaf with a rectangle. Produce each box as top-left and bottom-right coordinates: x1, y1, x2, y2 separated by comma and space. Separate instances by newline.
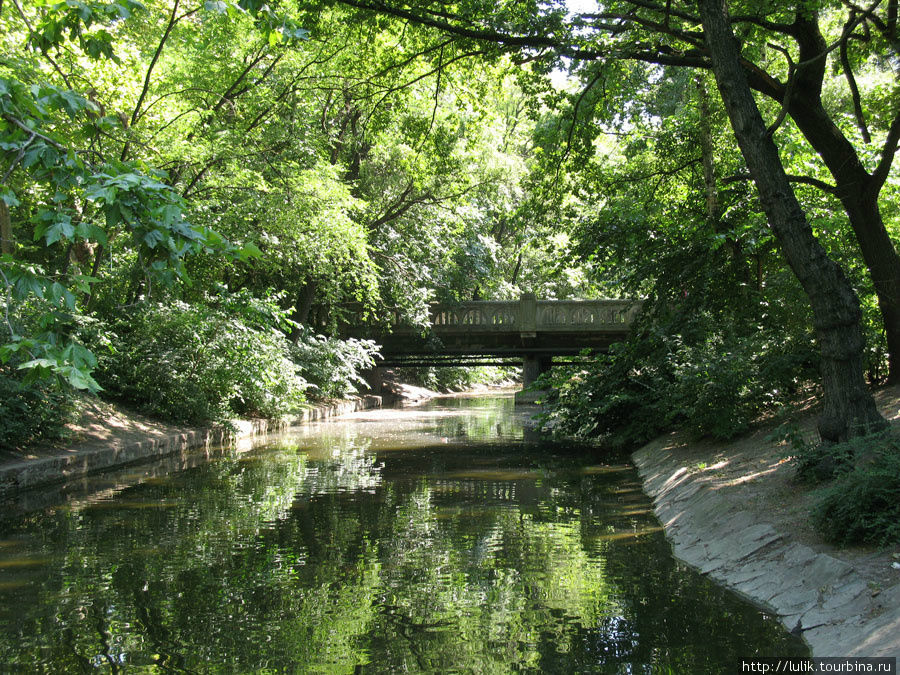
237, 242, 263, 261
0, 188, 19, 207
59, 364, 102, 391
17, 357, 57, 370
143, 229, 165, 248
75, 221, 109, 245
44, 219, 75, 245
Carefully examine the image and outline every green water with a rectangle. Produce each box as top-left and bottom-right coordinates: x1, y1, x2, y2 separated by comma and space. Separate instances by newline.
0, 394, 807, 672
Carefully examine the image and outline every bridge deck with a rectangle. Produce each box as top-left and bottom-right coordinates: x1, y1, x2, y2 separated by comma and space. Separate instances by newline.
353, 294, 640, 364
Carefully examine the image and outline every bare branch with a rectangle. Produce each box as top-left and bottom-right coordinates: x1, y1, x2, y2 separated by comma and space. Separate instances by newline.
722, 172, 838, 195
871, 106, 900, 192
766, 43, 796, 136
840, 13, 872, 143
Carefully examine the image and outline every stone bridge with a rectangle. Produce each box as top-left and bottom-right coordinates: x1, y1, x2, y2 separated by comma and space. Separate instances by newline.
350, 294, 640, 396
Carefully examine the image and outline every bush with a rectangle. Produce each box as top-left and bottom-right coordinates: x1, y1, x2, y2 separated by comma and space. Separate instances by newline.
810, 438, 900, 546
393, 365, 518, 393
540, 313, 817, 448
0, 367, 78, 449
92, 300, 307, 424
291, 328, 380, 400
780, 430, 853, 483
538, 343, 671, 449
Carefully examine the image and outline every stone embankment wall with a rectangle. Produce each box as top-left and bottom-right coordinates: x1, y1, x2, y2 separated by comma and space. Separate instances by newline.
633, 441, 900, 659
0, 395, 382, 499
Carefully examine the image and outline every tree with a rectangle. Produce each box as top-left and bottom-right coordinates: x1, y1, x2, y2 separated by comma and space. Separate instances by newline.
697, 0, 885, 438
325, 0, 892, 439
332, 0, 900, 378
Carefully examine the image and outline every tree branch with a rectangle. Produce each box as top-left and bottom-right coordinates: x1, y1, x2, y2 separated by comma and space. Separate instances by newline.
840, 13, 872, 143
765, 43, 796, 136
335, 0, 604, 60
364, 49, 487, 128
3, 115, 68, 152
871, 106, 900, 193
1, 130, 37, 183
722, 172, 838, 195
123, 0, 198, 161
10, 0, 73, 89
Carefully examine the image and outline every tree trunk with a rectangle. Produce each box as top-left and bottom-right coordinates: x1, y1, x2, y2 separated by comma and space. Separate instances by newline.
733, 10, 900, 382
787, 96, 900, 383
695, 73, 748, 286
289, 281, 318, 342
695, 75, 720, 229
0, 200, 12, 255
697, 0, 887, 441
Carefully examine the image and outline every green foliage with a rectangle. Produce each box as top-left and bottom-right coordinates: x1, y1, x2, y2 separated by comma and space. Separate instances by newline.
778, 426, 853, 483
541, 313, 818, 448
0, 366, 78, 449
91, 299, 306, 424
291, 328, 380, 400
777, 429, 900, 546
0, 74, 239, 391
0, 257, 102, 391
810, 434, 900, 546
539, 342, 670, 449
394, 365, 517, 392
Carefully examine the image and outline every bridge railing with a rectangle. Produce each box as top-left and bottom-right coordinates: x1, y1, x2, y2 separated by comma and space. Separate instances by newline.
385, 295, 640, 334
534, 299, 637, 332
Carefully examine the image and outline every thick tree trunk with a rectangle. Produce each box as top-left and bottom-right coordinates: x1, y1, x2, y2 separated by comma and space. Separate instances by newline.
734, 10, 900, 382
697, 0, 887, 441
787, 97, 900, 383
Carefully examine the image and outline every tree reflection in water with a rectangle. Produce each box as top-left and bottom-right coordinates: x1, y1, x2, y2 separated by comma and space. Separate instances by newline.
0, 395, 807, 672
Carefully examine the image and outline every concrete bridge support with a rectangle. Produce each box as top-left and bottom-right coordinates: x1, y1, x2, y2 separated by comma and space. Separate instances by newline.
517, 355, 552, 404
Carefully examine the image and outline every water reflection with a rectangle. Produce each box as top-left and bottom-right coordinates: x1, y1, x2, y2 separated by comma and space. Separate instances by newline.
0, 394, 807, 672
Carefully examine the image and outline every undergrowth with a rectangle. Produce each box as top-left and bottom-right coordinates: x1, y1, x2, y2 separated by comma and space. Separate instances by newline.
782, 428, 900, 546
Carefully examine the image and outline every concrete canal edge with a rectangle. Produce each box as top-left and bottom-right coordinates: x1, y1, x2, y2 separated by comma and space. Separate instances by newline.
632, 441, 900, 659
0, 395, 382, 499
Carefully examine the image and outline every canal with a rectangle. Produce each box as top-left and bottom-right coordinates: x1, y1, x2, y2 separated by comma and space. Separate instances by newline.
0, 394, 807, 671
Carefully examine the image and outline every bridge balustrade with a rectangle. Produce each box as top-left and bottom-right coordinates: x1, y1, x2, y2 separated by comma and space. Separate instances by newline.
395, 296, 639, 335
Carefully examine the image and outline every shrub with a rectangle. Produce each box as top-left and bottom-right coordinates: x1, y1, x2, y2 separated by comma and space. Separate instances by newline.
538, 343, 671, 449
0, 366, 78, 449
290, 328, 380, 400
92, 300, 307, 424
394, 365, 518, 393
540, 314, 817, 448
781, 431, 853, 483
810, 438, 900, 546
